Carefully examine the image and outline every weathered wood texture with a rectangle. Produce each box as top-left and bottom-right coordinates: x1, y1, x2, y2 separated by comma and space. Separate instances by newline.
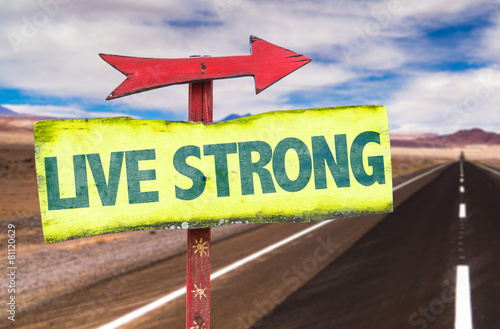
100, 36, 311, 99
186, 78, 213, 329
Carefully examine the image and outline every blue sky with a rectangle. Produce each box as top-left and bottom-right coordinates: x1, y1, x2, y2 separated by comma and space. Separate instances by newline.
1, 0, 500, 133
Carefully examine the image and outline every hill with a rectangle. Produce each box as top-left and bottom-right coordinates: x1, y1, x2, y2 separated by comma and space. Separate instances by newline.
391, 128, 500, 148
0, 105, 17, 115
431, 128, 500, 146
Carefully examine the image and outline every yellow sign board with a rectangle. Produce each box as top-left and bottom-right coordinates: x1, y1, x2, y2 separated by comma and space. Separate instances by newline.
35, 106, 393, 243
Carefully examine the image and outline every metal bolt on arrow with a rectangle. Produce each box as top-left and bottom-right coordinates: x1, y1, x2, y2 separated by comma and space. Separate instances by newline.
100, 35, 311, 329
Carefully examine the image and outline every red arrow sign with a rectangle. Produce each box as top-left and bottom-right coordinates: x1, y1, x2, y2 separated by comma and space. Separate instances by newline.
100, 36, 311, 100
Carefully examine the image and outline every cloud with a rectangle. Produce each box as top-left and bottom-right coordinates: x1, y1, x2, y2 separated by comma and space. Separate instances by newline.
4, 104, 138, 119
387, 68, 500, 133
478, 12, 500, 65
1, 0, 499, 133
0, 1, 393, 99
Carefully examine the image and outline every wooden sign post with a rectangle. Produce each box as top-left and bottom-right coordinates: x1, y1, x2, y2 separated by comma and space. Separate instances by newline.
34, 36, 394, 328
187, 74, 213, 328
100, 37, 310, 329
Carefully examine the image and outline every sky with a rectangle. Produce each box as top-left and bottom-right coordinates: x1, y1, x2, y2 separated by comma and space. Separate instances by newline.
1, 0, 500, 134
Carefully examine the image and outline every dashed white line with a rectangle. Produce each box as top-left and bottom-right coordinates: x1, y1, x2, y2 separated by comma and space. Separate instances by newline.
459, 203, 467, 218
96, 163, 451, 329
456, 165, 470, 328
455, 265, 473, 329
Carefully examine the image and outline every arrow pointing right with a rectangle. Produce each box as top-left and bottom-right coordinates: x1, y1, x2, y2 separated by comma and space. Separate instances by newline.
100, 36, 312, 100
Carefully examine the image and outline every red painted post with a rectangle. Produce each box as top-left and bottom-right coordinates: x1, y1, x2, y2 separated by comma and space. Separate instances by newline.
187, 61, 213, 329
186, 227, 211, 329
99, 38, 311, 328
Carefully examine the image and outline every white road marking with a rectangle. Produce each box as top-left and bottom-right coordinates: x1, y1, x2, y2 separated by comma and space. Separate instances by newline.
460, 178, 464, 183
459, 204, 466, 218
393, 163, 449, 191
210, 221, 330, 281
474, 162, 500, 176
460, 186, 465, 193
97, 221, 331, 329
96, 163, 451, 329
455, 265, 473, 329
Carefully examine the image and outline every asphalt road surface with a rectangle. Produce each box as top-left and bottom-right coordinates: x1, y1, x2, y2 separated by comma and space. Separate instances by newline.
12, 160, 499, 329
254, 160, 500, 329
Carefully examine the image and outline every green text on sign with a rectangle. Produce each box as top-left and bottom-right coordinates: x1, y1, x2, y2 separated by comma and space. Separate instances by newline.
34, 106, 393, 243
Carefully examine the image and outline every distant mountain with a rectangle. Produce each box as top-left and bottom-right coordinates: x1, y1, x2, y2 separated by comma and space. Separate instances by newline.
217, 113, 251, 122
0, 105, 17, 115
390, 139, 446, 148
430, 128, 500, 146
0, 107, 60, 132
390, 132, 438, 141
391, 128, 500, 148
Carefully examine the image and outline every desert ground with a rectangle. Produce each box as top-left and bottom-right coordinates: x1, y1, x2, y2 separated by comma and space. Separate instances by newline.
1, 116, 500, 316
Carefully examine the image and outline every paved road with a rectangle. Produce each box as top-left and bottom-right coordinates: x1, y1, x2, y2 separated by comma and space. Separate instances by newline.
254, 161, 500, 329
11, 163, 453, 329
